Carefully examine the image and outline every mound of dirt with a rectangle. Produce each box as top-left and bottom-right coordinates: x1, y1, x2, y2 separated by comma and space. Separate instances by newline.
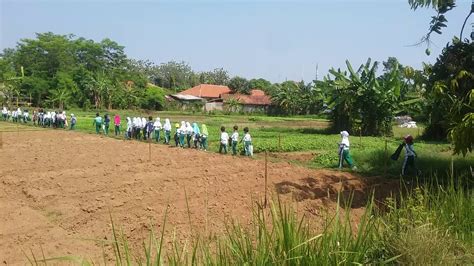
0, 130, 397, 264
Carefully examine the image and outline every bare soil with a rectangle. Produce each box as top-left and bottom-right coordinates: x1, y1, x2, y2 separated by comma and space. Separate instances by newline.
0, 129, 397, 264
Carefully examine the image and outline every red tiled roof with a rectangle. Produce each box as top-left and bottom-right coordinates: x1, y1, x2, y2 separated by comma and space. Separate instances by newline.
179, 84, 231, 98
221, 90, 272, 106
249, 89, 265, 96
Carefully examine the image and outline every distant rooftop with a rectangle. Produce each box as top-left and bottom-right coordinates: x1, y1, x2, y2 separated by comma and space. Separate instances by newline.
221, 89, 272, 106
179, 84, 231, 99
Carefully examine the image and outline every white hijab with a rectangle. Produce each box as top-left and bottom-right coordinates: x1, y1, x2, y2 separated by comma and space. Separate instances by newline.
185, 122, 193, 133
154, 117, 162, 128
340, 131, 350, 147
179, 121, 186, 133
141, 117, 147, 128
163, 118, 171, 131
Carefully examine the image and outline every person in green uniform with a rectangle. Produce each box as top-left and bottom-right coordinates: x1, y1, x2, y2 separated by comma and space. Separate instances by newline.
338, 131, 356, 169
93, 113, 103, 134
103, 114, 110, 135
200, 124, 209, 151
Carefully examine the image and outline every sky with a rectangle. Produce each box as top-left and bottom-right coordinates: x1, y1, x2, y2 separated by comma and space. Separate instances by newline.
0, 0, 472, 82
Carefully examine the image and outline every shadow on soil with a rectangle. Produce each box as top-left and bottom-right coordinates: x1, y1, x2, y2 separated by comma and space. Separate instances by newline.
275, 173, 400, 209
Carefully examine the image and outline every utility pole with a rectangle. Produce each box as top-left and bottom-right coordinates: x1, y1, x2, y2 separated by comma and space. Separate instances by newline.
315, 63, 319, 81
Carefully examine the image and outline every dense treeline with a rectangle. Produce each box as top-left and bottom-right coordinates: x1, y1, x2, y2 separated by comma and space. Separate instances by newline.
0, 33, 472, 154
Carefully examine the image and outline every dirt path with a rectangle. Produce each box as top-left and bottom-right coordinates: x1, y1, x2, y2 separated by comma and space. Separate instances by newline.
0, 129, 397, 264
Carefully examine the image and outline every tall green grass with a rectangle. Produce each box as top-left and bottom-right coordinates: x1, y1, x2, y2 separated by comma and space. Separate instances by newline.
27, 174, 473, 265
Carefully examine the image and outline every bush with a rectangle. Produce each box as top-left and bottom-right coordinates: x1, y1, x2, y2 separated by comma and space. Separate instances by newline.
140, 87, 165, 110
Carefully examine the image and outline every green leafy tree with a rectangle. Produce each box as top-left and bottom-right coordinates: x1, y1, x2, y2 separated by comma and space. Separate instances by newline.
409, 0, 473, 51
152, 61, 197, 91
423, 40, 473, 155
225, 98, 242, 113
270, 81, 301, 115
141, 86, 165, 110
228, 76, 251, 94
249, 78, 272, 92
199, 68, 230, 85
324, 59, 402, 135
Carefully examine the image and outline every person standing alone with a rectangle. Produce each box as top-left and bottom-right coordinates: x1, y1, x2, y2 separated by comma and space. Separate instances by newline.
338, 131, 356, 170
402, 135, 419, 176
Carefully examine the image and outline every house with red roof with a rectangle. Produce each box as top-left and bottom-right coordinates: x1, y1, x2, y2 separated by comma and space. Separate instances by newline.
221, 89, 273, 113
171, 84, 273, 112
178, 84, 231, 100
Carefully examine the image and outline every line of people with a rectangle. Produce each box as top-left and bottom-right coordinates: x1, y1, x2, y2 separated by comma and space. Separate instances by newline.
92, 113, 254, 156
1, 107, 77, 129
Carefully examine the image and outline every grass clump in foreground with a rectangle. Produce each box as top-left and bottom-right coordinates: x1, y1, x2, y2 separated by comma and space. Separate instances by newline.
27, 173, 473, 265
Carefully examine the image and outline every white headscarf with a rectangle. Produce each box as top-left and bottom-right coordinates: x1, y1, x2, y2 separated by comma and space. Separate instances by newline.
141, 117, 147, 128
154, 117, 162, 129
163, 118, 171, 131
124, 117, 130, 131
340, 131, 350, 147
185, 122, 193, 134
179, 121, 186, 133
133, 117, 138, 127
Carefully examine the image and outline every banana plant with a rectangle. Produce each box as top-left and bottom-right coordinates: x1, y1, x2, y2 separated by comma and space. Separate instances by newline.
324, 58, 402, 135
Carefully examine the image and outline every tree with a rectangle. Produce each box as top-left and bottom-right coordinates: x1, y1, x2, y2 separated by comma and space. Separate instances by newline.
152, 61, 197, 91
1, 32, 148, 110
324, 59, 402, 135
270, 81, 301, 115
228, 76, 251, 94
141, 86, 165, 110
199, 68, 230, 85
423, 40, 473, 155
249, 78, 272, 92
225, 98, 242, 113
409, 0, 473, 49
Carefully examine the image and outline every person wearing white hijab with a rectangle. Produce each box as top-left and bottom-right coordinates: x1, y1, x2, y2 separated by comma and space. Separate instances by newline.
51, 111, 56, 127
338, 131, 355, 169
63, 111, 69, 128
16, 108, 22, 123
179, 121, 186, 147
163, 118, 171, 144
2, 107, 8, 121
185, 122, 193, 148
126, 117, 132, 139
44, 112, 51, 127
153, 117, 162, 142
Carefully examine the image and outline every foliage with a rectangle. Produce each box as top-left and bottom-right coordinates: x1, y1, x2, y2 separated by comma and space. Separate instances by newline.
0, 32, 148, 110
270, 81, 323, 115
199, 67, 230, 85
228, 76, 251, 94
151, 60, 198, 91
140, 86, 165, 111
249, 78, 272, 92
224, 98, 242, 114
409, 0, 457, 46
324, 58, 402, 136
423, 40, 473, 155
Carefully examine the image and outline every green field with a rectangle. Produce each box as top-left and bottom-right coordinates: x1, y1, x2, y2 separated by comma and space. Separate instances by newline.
6, 109, 473, 178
